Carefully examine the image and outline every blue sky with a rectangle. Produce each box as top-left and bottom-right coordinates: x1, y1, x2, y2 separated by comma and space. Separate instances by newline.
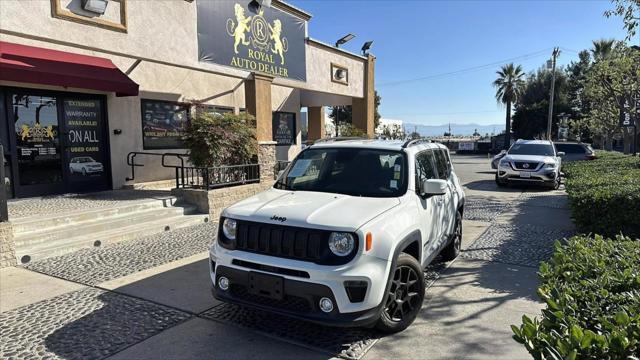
290, 0, 629, 126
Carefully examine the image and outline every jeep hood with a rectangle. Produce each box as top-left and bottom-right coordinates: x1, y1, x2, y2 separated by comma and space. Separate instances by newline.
222, 188, 401, 231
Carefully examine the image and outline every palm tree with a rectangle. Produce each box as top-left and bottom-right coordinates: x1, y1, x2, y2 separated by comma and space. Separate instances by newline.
591, 39, 615, 62
493, 63, 525, 149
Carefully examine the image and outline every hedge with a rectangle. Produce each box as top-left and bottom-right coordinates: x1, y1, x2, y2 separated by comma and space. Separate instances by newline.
563, 152, 640, 238
512, 235, 640, 359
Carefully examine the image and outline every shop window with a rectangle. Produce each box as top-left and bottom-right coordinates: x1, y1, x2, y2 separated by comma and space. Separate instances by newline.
272, 112, 296, 146
141, 99, 190, 150
204, 105, 234, 117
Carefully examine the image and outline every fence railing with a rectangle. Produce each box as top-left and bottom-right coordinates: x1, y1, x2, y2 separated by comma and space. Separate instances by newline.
0, 145, 7, 222
126, 152, 262, 190
180, 164, 261, 190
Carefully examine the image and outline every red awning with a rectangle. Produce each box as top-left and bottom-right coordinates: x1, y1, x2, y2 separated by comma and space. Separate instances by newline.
0, 41, 139, 97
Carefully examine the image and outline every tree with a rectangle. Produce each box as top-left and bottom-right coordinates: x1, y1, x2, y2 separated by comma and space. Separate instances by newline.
336, 123, 367, 138
374, 91, 382, 129
380, 123, 405, 139
183, 112, 257, 167
579, 43, 640, 150
604, 0, 640, 41
591, 39, 616, 62
512, 67, 572, 140
493, 63, 526, 149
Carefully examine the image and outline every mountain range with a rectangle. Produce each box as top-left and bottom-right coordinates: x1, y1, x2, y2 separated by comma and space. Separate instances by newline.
403, 123, 504, 137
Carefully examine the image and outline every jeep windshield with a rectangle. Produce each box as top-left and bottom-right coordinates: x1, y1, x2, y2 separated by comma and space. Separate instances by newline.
274, 148, 407, 197
508, 144, 555, 156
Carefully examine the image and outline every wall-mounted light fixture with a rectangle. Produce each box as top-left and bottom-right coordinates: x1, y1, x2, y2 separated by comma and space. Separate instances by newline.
113, 129, 122, 135
361, 41, 373, 55
81, 0, 109, 15
335, 34, 355, 48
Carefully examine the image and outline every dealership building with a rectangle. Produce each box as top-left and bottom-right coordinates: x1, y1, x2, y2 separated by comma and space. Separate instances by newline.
0, 0, 375, 199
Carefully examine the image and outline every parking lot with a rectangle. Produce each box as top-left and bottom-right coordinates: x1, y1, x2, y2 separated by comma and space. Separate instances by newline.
0, 154, 574, 360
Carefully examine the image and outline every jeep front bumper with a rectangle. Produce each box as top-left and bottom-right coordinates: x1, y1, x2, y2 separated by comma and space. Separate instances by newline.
209, 245, 391, 327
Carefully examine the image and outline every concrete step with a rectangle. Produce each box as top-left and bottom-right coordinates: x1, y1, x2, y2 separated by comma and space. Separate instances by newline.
16, 213, 210, 264
14, 205, 198, 246
122, 179, 177, 191
11, 196, 180, 234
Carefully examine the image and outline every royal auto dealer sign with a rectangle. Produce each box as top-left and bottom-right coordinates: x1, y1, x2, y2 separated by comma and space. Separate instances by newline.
197, 1, 307, 81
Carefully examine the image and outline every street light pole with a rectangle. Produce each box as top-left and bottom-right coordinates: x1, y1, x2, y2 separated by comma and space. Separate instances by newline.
547, 47, 561, 141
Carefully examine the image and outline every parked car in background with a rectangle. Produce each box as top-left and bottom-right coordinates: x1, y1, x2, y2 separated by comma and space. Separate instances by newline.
495, 139, 563, 190
210, 139, 465, 333
553, 142, 596, 162
491, 150, 507, 169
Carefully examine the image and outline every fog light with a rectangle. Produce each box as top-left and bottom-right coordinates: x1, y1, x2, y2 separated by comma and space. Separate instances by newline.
319, 297, 334, 313
218, 276, 229, 291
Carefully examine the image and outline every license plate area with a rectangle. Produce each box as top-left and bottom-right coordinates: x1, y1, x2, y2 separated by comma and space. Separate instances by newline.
520, 172, 531, 178
248, 272, 284, 300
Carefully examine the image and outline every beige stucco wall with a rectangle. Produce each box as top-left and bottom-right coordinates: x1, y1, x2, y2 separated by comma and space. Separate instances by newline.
0, 0, 365, 97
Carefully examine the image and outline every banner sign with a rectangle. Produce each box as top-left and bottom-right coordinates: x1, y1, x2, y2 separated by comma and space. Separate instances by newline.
141, 99, 190, 149
197, 0, 307, 81
621, 96, 635, 127
273, 112, 296, 145
64, 99, 108, 183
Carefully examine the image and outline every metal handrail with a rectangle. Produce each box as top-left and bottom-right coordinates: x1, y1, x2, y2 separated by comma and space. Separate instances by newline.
125, 152, 187, 188
0, 145, 7, 222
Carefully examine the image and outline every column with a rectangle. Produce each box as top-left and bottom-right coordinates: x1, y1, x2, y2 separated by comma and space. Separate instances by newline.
352, 54, 376, 137
307, 106, 324, 142
245, 73, 274, 142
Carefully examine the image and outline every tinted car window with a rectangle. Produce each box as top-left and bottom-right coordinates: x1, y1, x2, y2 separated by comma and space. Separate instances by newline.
415, 150, 437, 187
433, 149, 449, 180
555, 143, 586, 154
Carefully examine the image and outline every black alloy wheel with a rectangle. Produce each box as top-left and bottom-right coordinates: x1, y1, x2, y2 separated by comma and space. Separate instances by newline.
376, 253, 425, 333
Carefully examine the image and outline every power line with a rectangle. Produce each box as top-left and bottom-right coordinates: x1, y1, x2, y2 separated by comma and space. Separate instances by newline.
378, 48, 553, 86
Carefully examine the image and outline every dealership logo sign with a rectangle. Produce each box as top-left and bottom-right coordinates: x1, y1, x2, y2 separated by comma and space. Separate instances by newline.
226, 4, 289, 76
197, 0, 306, 81
19, 123, 55, 142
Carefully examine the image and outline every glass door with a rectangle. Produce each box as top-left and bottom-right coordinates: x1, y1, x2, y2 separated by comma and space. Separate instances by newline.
10, 93, 65, 197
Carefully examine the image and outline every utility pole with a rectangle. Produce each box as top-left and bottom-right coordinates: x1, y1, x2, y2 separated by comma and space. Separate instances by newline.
547, 47, 560, 141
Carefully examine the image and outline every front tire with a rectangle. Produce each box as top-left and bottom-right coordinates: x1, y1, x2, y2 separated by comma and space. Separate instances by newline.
441, 211, 462, 261
375, 253, 425, 334
495, 173, 507, 187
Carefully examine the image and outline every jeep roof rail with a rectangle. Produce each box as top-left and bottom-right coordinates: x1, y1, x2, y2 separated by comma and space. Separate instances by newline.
312, 137, 366, 144
402, 138, 432, 148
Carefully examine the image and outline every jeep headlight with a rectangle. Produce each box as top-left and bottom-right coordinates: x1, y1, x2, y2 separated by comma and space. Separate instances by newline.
544, 162, 557, 169
222, 218, 237, 240
328, 232, 355, 257
499, 160, 510, 168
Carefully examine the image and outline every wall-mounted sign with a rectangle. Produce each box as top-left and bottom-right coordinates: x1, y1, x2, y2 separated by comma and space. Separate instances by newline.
620, 96, 635, 127
141, 99, 190, 149
197, 1, 306, 81
272, 112, 296, 146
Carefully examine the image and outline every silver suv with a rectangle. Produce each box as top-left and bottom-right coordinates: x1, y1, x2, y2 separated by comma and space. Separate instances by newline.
495, 139, 563, 189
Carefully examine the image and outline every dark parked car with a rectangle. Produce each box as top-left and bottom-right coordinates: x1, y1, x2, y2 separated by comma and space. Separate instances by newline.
553, 142, 596, 162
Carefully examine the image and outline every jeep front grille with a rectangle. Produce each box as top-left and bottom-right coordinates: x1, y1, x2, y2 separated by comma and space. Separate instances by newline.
222, 220, 358, 265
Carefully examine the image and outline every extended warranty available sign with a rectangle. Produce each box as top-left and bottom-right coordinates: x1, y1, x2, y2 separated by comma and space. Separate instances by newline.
226, 3, 290, 76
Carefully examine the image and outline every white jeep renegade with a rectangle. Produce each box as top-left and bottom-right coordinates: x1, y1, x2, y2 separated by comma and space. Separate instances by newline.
209, 139, 465, 333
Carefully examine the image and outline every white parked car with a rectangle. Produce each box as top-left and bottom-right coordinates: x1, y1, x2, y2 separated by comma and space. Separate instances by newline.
495, 139, 563, 189
69, 156, 104, 175
209, 138, 466, 333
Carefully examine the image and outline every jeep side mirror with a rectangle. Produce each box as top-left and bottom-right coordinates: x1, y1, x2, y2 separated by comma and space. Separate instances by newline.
557, 152, 565, 157
421, 179, 448, 197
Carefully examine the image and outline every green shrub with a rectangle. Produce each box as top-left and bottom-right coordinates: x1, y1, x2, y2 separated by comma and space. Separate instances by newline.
563, 152, 640, 238
512, 235, 640, 359
183, 112, 257, 167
